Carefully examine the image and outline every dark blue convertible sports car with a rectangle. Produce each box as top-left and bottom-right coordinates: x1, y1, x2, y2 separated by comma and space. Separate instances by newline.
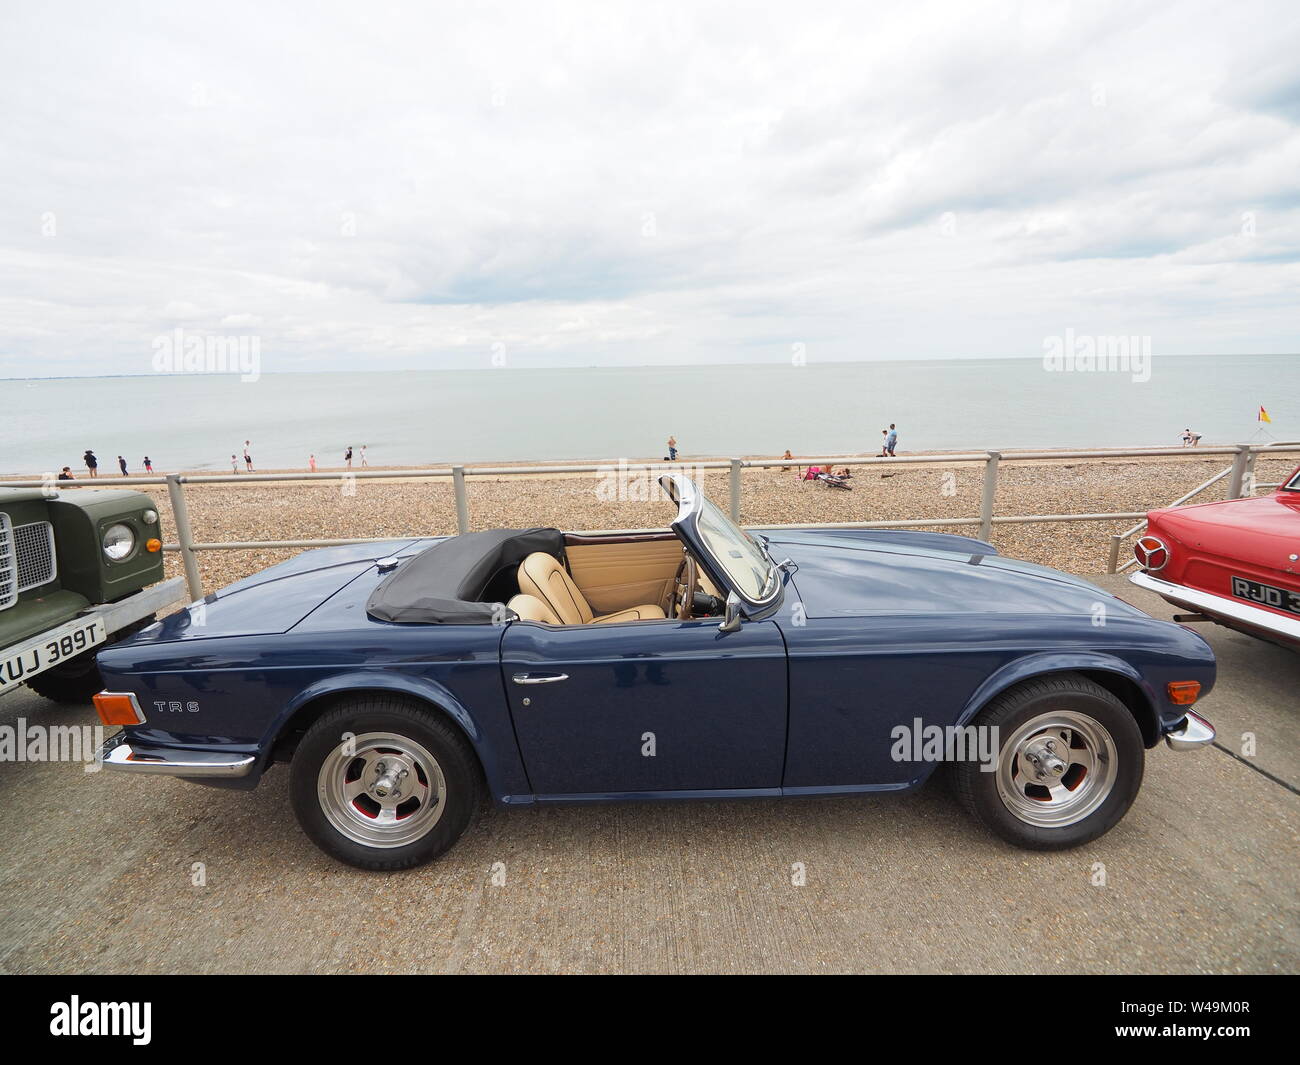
94, 475, 1217, 870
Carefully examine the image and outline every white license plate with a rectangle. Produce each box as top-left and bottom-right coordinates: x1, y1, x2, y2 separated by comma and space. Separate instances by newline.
0, 616, 108, 691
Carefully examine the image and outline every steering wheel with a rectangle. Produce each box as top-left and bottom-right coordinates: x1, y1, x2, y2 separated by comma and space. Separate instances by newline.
673, 554, 698, 620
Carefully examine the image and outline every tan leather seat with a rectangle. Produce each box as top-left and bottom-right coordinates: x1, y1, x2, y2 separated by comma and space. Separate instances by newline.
507, 594, 563, 625
517, 552, 666, 624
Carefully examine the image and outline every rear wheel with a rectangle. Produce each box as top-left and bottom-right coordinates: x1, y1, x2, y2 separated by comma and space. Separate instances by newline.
289, 696, 483, 870
953, 673, 1144, 850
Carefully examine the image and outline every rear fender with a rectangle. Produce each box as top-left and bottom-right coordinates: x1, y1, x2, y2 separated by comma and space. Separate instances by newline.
265, 670, 514, 798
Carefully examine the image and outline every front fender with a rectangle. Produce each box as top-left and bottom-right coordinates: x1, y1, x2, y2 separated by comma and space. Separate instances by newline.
954, 651, 1159, 739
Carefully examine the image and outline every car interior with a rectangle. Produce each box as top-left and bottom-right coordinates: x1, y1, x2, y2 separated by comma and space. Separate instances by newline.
502, 532, 725, 625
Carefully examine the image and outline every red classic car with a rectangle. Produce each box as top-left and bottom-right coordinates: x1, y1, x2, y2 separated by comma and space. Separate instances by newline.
1130, 464, 1300, 649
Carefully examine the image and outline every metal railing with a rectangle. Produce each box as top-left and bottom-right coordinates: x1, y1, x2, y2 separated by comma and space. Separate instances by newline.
5, 443, 1297, 601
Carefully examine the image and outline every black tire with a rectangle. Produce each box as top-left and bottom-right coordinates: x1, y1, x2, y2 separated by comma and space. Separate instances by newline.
26, 617, 155, 705
25, 651, 103, 704
953, 673, 1144, 850
289, 696, 483, 871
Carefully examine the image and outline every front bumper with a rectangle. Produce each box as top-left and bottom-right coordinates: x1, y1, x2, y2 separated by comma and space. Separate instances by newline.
1163, 709, 1216, 751
0, 577, 187, 699
96, 576, 189, 636
1129, 570, 1300, 643
98, 731, 255, 777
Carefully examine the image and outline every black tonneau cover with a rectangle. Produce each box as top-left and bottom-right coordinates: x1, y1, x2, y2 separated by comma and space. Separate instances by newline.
365, 527, 564, 624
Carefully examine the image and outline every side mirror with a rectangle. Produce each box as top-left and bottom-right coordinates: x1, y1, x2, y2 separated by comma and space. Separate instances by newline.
719, 591, 744, 633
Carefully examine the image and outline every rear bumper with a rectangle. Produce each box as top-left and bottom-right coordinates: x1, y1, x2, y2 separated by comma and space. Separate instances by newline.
1129, 570, 1300, 643
98, 731, 255, 777
1164, 709, 1216, 751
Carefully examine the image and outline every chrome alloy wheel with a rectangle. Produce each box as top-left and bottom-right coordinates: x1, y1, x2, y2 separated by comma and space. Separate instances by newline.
995, 711, 1118, 828
316, 732, 447, 848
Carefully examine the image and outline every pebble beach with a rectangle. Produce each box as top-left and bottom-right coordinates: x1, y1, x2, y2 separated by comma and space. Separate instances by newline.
33, 449, 1291, 595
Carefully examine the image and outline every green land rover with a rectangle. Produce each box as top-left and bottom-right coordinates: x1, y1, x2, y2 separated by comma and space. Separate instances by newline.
0, 485, 186, 703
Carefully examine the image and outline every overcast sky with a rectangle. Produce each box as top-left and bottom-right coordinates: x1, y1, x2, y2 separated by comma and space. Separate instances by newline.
1, 0, 1297, 377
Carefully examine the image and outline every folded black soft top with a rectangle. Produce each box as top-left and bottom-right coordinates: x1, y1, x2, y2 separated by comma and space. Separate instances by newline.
365, 527, 564, 624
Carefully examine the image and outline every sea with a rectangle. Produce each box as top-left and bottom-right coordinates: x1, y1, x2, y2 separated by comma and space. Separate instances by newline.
1, 354, 1295, 475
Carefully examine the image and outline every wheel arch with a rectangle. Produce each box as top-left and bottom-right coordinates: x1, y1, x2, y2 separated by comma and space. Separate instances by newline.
265, 672, 500, 790
957, 652, 1161, 747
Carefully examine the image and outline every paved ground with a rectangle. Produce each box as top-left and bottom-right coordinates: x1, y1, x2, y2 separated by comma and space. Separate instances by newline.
0, 573, 1295, 974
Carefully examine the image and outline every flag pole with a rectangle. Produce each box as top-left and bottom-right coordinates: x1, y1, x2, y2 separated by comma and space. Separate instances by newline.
1250, 406, 1276, 444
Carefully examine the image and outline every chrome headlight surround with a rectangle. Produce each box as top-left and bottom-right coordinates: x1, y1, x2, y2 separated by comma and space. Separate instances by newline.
102, 522, 137, 562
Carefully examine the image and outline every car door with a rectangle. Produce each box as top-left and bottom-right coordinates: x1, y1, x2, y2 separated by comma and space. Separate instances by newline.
500, 615, 787, 796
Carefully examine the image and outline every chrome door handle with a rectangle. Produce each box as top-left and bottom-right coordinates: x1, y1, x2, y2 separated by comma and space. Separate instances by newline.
512, 672, 569, 685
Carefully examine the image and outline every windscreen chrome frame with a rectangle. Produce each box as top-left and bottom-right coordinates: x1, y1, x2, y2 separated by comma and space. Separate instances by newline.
658, 474, 783, 613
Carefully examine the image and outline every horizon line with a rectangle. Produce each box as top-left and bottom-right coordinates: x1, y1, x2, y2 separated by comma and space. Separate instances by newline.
3, 351, 1297, 383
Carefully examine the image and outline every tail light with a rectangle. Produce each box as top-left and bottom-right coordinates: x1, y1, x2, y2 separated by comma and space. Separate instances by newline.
1135, 535, 1169, 571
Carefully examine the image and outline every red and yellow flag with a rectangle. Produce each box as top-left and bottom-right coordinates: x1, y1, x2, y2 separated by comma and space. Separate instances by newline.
1259, 406, 1272, 423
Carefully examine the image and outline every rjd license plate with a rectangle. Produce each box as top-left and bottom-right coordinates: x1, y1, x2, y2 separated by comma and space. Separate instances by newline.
1231, 576, 1300, 616
0, 617, 107, 691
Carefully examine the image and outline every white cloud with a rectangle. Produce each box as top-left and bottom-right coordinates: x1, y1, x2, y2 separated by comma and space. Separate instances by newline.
0, 0, 1297, 378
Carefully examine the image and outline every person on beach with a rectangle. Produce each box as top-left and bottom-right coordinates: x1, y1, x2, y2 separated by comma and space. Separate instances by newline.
666, 435, 678, 461
244, 441, 254, 471
885, 424, 898, 457
345, 445, 353, 468
802, 464, 850, 489
231, 454, 240, 473
1181, 428, 1202, 447
57, 466, 74, 481
117, 455, 128, 476
143, 456, 153, 473
782, 449, 794, 471
360, 445, 368, 467
84, 450, 98, 478
877, 430, 889, 457
309, 454, 317, 472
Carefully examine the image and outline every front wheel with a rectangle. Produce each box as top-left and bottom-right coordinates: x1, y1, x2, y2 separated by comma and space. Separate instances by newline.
953, 673, 1144, 850
26, 651, 103, 704
289, 696, 483, 870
